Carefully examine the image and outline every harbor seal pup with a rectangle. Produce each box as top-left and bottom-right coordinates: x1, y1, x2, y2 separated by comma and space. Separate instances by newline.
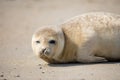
32, 12, 120, 63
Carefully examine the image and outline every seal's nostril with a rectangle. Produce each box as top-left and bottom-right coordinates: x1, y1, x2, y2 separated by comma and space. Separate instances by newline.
42, 48, 46, 53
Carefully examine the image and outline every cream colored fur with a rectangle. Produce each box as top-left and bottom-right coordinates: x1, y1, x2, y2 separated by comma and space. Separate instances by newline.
32, 12, 120, 63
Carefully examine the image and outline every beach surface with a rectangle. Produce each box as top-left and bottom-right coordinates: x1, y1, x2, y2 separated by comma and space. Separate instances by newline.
0, 0, 120, 80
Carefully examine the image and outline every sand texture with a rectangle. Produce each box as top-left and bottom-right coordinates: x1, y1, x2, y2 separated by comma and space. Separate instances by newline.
0, 0, 120, 80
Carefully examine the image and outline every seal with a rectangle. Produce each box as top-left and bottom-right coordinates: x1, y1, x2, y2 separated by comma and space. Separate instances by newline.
32, 12, 120, 63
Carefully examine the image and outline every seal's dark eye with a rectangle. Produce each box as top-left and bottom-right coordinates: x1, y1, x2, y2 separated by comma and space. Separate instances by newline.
36, 41, 40, 43
49, 40, 56, 44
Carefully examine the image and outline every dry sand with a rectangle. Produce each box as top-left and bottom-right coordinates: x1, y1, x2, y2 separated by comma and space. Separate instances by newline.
0, 0, 120, 80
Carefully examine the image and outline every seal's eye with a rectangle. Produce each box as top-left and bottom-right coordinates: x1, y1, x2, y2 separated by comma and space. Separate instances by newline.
36, 41, 40, 43
49, 40, 56, 44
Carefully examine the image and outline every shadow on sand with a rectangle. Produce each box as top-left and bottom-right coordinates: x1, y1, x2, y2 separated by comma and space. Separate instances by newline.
48, 61, 120, 67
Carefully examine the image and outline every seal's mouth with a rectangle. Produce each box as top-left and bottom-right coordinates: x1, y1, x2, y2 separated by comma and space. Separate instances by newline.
39, 49, 50, 57
39, 52, 44, 57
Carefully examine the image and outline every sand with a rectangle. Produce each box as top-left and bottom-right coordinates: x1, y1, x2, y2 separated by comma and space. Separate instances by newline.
0, 0, 120, 80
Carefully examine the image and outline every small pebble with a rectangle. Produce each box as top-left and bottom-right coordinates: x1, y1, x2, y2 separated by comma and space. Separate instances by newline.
40, 67, 42, 69
38, 64, 42, 66
91, 73, 94, 76
29, 72, 32, 73
3, 79, 7, 80
14, 68, 16, 69
0, 75, 4, 77
15, 48, 18, 50
15, 75, 20, 77
42, 71, 45, 74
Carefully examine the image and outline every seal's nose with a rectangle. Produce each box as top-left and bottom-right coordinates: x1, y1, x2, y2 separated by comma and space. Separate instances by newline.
42, 48, 46, 53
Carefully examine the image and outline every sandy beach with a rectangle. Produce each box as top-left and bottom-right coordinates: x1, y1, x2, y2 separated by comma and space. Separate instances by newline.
0, 0, 120, 80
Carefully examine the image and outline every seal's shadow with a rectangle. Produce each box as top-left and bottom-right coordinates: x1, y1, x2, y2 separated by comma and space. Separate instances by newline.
48, 61, 120, 67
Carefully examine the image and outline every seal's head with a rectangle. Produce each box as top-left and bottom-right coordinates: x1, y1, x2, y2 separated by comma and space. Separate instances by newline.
32, 26, 64, 63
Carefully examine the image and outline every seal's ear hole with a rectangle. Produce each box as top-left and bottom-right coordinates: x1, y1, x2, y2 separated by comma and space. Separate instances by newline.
49, 40, 56, 44
36, 41, 40, 44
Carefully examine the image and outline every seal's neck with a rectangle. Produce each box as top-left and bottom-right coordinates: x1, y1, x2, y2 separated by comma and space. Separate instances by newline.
53, 26, 77, 63
52, 26, 65, 61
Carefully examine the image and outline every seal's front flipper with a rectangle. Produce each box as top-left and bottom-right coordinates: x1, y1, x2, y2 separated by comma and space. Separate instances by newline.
77, 56, 108, 63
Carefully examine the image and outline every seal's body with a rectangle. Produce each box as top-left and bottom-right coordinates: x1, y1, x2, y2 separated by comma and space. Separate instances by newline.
32, 12, 120, 63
